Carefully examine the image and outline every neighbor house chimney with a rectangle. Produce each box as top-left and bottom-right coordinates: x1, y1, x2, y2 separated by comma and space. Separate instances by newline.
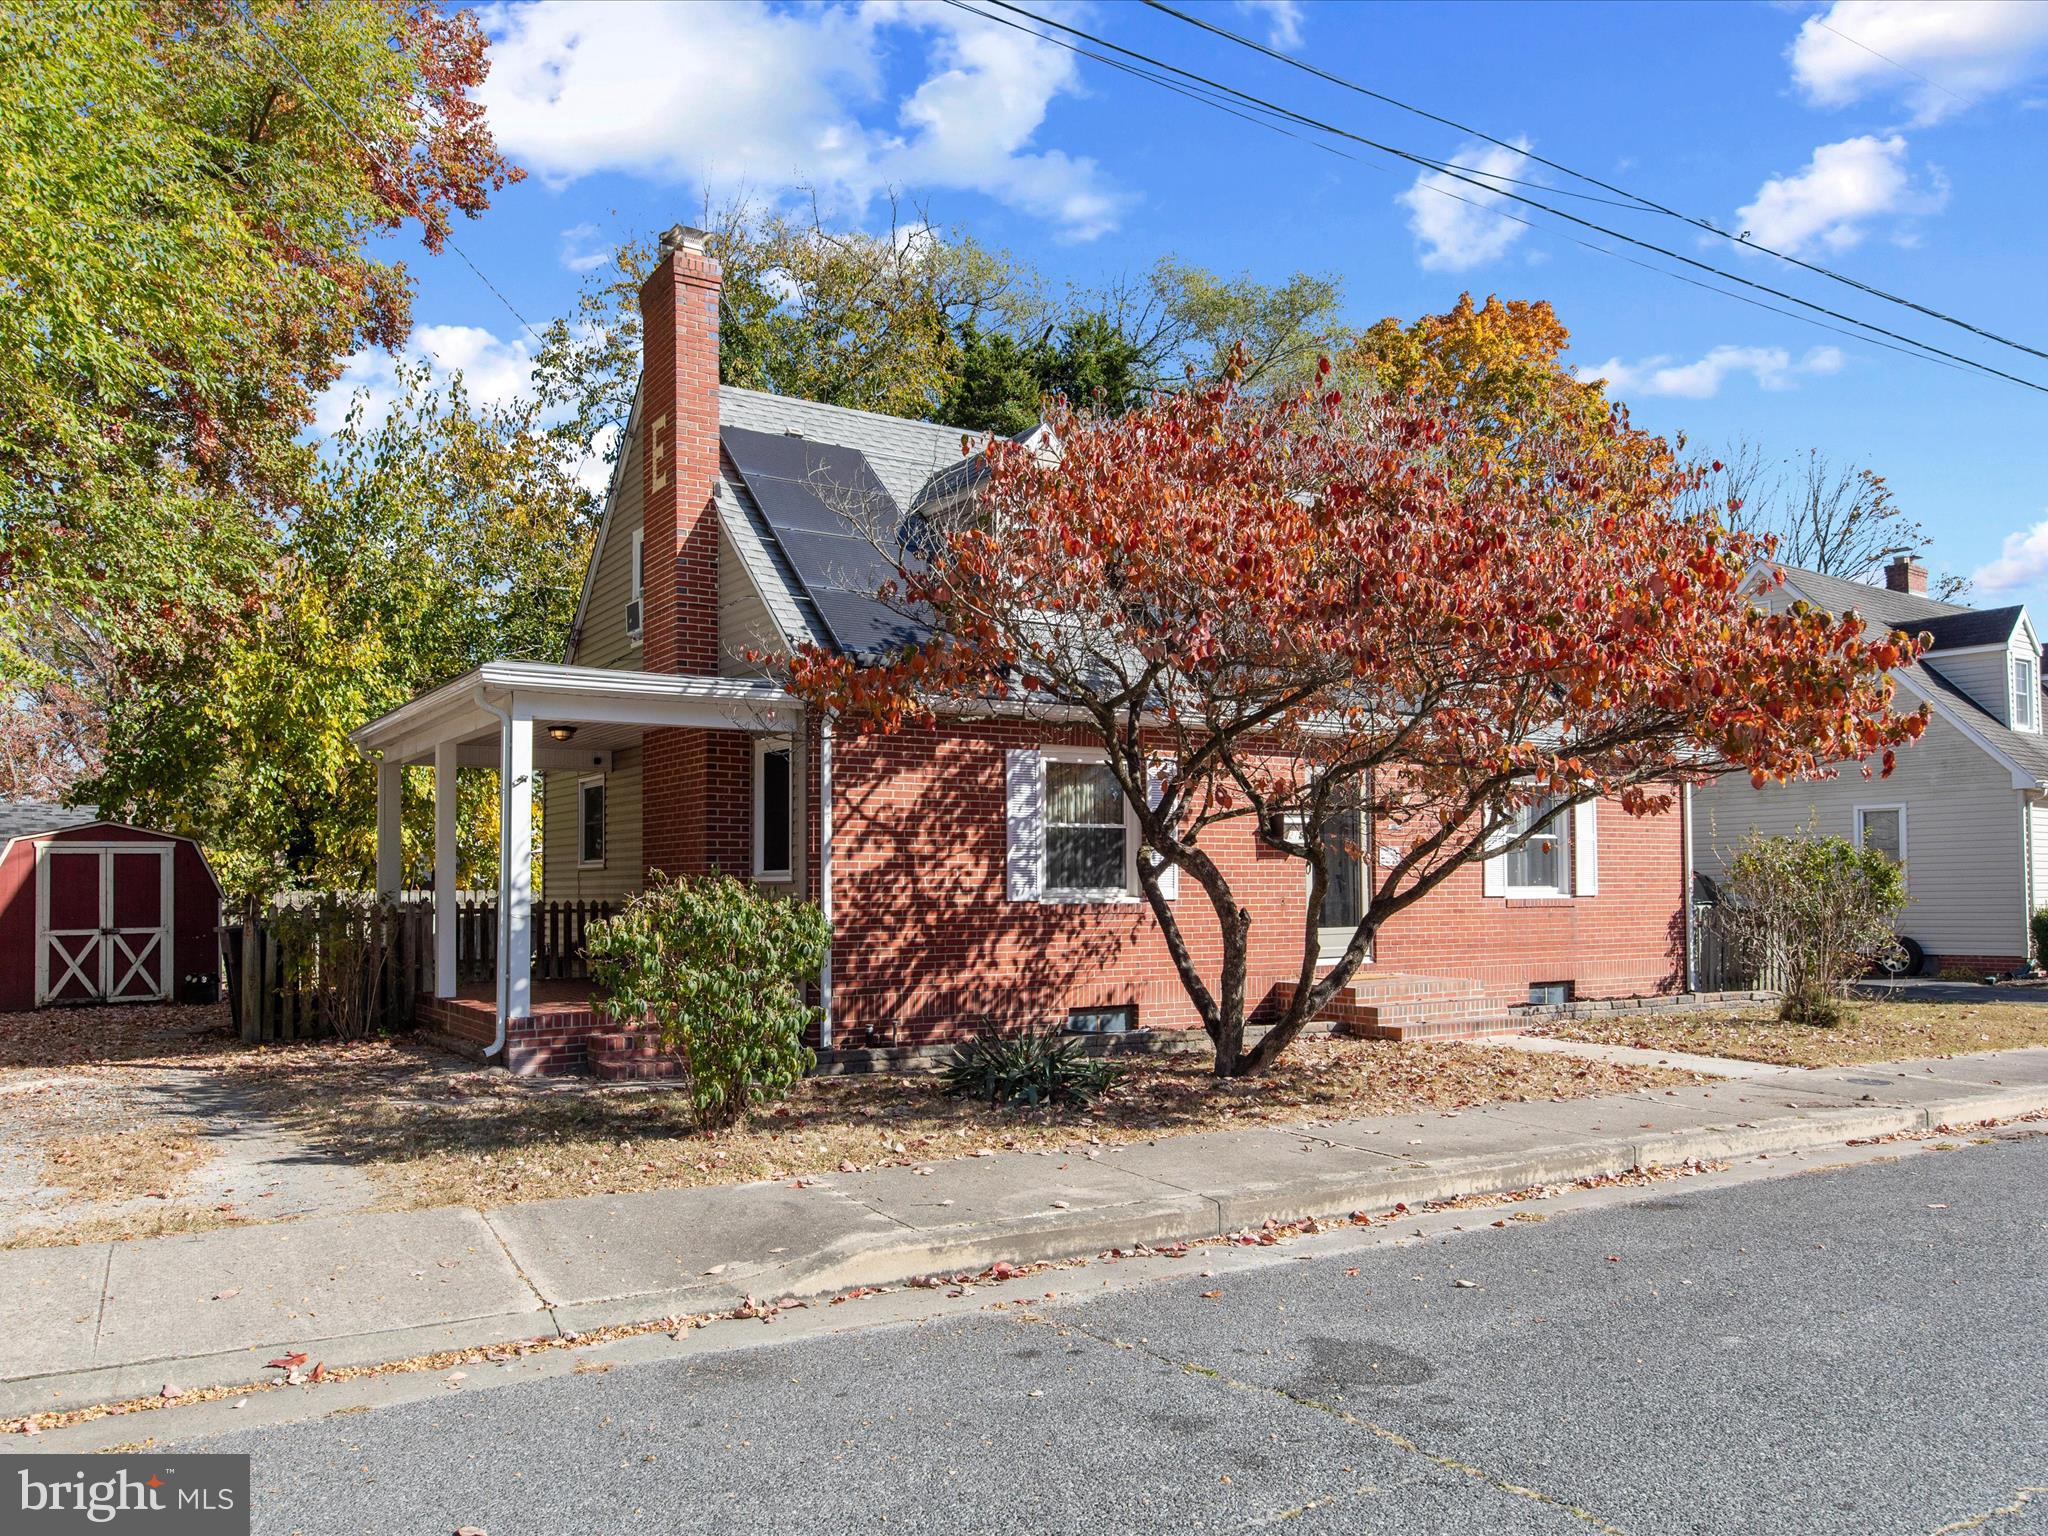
637, 224, 723, 885
1884, 555, 1928, 596
637, 223, 721, 677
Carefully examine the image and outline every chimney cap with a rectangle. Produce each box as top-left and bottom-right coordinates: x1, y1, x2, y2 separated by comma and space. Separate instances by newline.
659, 223, 710, 256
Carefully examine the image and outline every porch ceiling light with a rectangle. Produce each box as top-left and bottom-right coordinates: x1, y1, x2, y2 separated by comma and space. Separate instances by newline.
546, 724, 577, 742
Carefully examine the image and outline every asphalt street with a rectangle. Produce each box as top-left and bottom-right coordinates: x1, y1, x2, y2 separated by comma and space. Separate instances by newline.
186, 1136, 2047, 1535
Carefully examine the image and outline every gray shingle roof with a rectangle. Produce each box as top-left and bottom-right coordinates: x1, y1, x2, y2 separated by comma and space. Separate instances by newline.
1912, 607, 2025, 651
1775, 565, 2048, 787
0, 800, 100, 842
1772, 564, 1968, 632
718, 387, 980, 519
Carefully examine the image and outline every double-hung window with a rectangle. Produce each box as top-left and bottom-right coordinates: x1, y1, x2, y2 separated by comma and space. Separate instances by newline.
754, 736, 793, 882
1043, 756, 1130, 899
2012, 653, 2038, 732
578, 776, 606, 867
1856, 805, 1906, 875
1503, 797, 1570, 897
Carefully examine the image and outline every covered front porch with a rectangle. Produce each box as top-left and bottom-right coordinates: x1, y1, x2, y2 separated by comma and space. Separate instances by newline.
351, 660, 804, 1072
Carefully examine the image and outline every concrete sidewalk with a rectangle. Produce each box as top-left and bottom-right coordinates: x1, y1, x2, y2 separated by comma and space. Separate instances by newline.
5, 1047, 2045, 1419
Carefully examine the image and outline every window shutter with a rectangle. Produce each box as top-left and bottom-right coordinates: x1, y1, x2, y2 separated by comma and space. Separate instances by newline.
1482, 851, 1506, 898
1005, 749, 1045, 901
1143, 761, 1179, 901
1573, 800, 1599, 896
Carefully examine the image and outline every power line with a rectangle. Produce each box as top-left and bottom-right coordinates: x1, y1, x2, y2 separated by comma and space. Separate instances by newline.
1142, 0, 2046, 367
945, 0, 1970, 382
965, 0, 2047, 396
228, 0, 543, 346
1814, 17, 1975, 112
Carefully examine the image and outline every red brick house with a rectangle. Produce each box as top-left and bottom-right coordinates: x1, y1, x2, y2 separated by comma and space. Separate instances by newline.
351, 226, 1691, 1074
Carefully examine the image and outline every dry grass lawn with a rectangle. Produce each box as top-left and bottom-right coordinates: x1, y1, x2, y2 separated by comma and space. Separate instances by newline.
1541, 998, 2048, 1068
0, 1003, 1702, 1219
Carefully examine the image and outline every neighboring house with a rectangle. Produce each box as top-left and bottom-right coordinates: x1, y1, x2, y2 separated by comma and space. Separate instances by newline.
0, 800, 222, 1011
351, 225, 1692, 1074
1693, 559, 2048, 974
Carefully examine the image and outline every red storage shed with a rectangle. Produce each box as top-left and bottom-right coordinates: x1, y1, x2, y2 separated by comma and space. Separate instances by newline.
0, 801, 223, 1012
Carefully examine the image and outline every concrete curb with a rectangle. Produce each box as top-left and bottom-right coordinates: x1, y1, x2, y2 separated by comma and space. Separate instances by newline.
2, 1075, 2042, 1421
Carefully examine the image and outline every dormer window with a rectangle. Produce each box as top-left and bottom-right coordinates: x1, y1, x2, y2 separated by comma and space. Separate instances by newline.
2013, 653, 2039, 732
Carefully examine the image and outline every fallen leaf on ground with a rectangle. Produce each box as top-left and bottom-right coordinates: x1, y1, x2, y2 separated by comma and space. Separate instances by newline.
210, 1288, 240, 1302
265, 1353, 306, 1370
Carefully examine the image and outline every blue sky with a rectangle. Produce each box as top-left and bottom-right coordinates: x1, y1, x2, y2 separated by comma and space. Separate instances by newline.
335, 0, 2048, 611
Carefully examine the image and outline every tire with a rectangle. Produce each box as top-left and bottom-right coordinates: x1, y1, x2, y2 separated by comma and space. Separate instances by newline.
1880, 935, 1927, 977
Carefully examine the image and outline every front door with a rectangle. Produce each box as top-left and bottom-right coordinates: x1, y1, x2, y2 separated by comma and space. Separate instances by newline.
35, 845, 172, 1005
1315, 802, 1370, 966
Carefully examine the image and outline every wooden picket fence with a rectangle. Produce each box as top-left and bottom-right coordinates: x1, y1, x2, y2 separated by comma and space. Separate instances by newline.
222, 895, 613, 1042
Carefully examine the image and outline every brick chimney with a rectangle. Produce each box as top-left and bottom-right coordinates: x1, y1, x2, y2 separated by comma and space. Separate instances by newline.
637, 225, 725, 884
637, 223, 721, 677
1884, 555, 1928, 596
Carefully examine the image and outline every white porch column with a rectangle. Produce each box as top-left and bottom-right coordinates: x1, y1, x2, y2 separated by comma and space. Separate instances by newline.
433, 739, 460, 998
375, 759, 404, 899
501, 700, 535, 1032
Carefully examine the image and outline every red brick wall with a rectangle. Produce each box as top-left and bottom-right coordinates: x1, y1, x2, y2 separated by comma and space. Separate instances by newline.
824, 719, 1686, 1046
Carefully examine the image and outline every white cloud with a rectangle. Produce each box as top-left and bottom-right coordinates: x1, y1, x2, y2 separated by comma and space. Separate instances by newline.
1789, 0, 2048, 125
314, 325, 536, 436
558, 222, 611, 273
1971, 514, 2048, 593
1582, 344, 1845, 400
1235, 0, 1305, 50
1733, 133, 1945, 254
1396, 137, 1533, 271
478, 1, 1126, 241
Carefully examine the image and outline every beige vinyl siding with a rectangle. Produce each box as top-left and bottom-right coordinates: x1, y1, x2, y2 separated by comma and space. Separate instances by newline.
540, 747, 643, 903
573, 423, 645, 672
1694, 709, 2025, 961
1927, 648, 2012, 724
718, 524, 787, 676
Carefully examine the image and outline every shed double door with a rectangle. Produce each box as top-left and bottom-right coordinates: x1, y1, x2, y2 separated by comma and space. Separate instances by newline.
34, 844, 172, 1005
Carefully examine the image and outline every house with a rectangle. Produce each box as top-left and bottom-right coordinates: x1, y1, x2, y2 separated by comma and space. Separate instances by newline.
349, 225, 1693, 1074
0, 800, 222, 1011
1693, 558, 2048, 975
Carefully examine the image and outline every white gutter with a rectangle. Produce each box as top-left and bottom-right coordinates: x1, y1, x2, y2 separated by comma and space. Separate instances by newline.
818, 715, 834, 1050
474, 686, 513, 1061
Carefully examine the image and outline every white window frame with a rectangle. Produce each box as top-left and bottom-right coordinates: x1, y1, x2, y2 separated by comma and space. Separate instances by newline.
753, 735, 794, 883
1039, 745, 1138, 904
626, 528, 645, 644
1500, 797, 1572, 899
1855, 803, 1908, 883
577, 774, 607, 869
2012, 653, 2038, 732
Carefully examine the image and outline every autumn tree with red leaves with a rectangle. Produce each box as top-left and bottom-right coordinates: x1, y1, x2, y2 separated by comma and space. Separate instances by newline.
786, 357, 1928, 1077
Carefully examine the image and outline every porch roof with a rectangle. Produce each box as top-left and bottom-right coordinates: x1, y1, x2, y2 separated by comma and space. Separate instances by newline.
350, 660, 802, 767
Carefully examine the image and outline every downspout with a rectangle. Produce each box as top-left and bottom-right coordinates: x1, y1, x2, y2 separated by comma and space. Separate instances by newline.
818, 713, 834, 1050
475, 686, 513, 1060
1681, 782, 1696, 994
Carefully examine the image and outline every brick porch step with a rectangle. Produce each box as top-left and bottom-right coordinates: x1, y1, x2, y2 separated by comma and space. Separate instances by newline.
1276, 972, 1521, 1044
593, 1054, 684, 1082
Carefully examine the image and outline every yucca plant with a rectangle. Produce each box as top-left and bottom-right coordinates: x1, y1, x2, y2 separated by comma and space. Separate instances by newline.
942, 1024, 1119, 1108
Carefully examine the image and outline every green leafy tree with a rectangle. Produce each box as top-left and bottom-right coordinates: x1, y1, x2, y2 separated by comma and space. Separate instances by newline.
89, 370, 597, 894
1, 0, 518, 797
585, 874, 829, 1128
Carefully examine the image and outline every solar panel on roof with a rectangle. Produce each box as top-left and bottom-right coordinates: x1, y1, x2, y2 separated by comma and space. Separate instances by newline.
720, 424, 931, 660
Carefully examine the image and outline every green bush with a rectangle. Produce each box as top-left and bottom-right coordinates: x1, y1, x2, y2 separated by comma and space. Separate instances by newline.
584, 873, 829, 1128
942, 1024, 1120, 1108
1938, 965, 1988, 985
2031, 909, 2048, 970
1718, 828, 1908, 1027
